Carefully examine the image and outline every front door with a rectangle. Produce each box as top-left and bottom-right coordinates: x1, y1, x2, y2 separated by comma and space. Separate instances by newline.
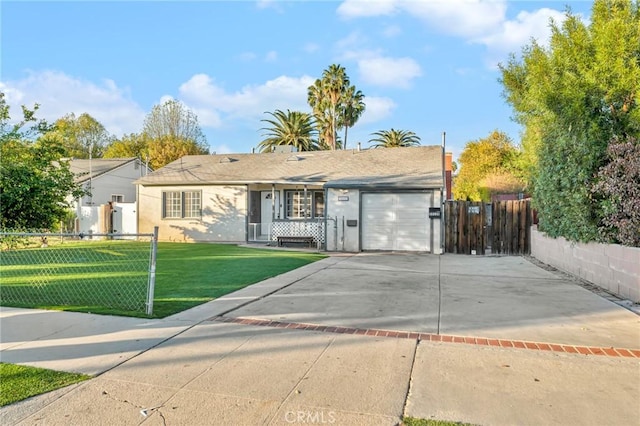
261, 191, 280, 236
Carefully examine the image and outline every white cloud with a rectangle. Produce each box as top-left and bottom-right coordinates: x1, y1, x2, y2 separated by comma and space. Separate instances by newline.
303, 42, 320, 53
337, 0, 570, 63
401, 0, 508, 39
255, 0, 283, 12
237, 51, 258, 62
336, 30, 375, 53
340, 48, 422, 88
265, 50, 278, 62
178, 73, 316, 128
358, 96, 396, 125
382, 24, 402, 38
476, 8, 565, 55
359, 55, 422, 88
336, 31, 422, 88
0, 70, 145, 136
337, 0, 398, 18
338, 0, 506, 37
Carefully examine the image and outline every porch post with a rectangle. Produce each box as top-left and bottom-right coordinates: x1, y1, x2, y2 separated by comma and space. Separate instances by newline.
271, 184, 276, 220
304, 184, 308, 222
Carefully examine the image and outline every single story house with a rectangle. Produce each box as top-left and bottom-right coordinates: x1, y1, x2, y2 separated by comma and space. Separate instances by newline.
135, 146, 445, 253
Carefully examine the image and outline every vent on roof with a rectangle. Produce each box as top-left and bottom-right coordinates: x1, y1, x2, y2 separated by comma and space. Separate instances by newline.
219, 156, 237, 163
286, 155, 303, 162
274, 145, 298, 153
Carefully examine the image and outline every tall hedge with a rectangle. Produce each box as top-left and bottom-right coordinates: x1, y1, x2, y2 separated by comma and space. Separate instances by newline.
500, 0, 640, 245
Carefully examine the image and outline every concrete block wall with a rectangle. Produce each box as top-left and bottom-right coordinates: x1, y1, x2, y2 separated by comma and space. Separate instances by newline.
531, 226, 640, 303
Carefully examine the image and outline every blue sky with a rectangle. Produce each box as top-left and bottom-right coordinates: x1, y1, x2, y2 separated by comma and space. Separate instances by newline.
1, 0, 591, 159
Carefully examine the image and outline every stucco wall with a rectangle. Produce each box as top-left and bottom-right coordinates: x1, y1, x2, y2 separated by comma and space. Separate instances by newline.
531, 226, 640, 303
326, 188, 361, 252
138, 185, 247, 242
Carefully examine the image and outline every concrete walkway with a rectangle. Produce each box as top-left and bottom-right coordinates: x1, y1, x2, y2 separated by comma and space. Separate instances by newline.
1, 254, 639, 425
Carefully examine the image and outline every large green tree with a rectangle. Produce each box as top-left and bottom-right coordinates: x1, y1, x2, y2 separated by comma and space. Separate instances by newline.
258, 110, 318, 153
48, 113, 112, 159
103, 133, 150, 161
142, 99, 209, 169
369, 128, 421, 148
0, 93, 84, 229
307, 64, 364, 150
499, 0, 640, 242
453, 130, 525, 202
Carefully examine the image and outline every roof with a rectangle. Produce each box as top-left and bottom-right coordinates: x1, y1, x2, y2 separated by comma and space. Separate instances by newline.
135, 146, 444, 189
69, 158, 139, 183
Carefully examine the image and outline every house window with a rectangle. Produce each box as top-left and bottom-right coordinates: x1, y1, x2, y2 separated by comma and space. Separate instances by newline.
285, 190, 324, 219
314, 192, 325, 217
111, 194, 124, 203
184, 191, 201, 218
163, 191, 201, 219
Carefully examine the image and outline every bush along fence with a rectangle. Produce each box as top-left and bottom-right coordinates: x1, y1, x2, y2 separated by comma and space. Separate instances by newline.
0, 227, 159, 316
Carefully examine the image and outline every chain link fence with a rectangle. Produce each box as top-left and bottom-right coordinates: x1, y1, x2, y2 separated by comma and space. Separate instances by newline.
0, 228, 158, 316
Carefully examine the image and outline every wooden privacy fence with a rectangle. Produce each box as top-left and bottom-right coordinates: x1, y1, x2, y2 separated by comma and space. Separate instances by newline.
444, 200, 531, 255
490, 199, 532, 255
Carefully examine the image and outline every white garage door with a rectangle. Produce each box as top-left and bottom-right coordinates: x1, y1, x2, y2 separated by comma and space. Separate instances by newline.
361, 192, 431, 251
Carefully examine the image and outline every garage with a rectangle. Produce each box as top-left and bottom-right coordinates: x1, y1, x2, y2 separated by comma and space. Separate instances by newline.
361, 192, 432, 251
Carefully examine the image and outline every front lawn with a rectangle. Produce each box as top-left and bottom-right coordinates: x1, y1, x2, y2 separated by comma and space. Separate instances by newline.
0, 242, 325, 318
151, 243, 325, 317
0, 363, 90, 407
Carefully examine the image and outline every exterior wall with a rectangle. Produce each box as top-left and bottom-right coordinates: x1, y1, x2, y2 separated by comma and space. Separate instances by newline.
325, 188, 361, 252
83, 161, 147, 206
531, 226, 640, 303
138, 184, 247, 242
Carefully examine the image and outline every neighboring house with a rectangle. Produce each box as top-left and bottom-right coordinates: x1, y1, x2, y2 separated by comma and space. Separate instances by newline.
135, 146, 444, 253
70, 158, 151, 234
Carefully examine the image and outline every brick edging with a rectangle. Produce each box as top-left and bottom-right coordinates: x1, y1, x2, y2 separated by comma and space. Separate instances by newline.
211, 316, 640, 359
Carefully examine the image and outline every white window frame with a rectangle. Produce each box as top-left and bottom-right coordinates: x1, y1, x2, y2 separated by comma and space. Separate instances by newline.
162, 190, 201, 219
285, 190, 324, 219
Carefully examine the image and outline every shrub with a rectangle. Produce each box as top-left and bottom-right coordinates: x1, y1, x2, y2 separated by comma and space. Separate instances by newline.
591, 135, 640, 247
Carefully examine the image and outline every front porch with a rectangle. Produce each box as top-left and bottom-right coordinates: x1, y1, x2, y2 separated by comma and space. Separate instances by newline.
248, 219, 326, 246
247, 185, 325, 246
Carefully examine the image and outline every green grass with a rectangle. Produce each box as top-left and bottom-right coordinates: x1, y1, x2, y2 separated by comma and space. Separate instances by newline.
0, 242, 325, 318
402, 418, 475, 426
0, 363, 90, 407
151, 243, 325, 317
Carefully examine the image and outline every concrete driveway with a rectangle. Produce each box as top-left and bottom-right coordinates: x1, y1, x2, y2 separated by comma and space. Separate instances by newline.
230, 253, 640, 348
1, 253, 639, 425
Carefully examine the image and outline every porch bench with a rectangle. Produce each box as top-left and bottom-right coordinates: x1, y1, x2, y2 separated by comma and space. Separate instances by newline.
277, 236, 315, 248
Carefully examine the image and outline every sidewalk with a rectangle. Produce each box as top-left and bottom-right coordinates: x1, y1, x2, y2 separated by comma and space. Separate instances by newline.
1, 253, 639, 425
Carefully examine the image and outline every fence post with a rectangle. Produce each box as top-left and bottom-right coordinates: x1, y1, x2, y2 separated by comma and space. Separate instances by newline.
146, 226, 159, 316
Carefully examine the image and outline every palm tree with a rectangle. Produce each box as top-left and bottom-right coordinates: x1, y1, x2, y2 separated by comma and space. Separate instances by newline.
340, 85, 366, 150
369, 129, 421, 148
308, 64, 350, 150
257, 110, 318, 153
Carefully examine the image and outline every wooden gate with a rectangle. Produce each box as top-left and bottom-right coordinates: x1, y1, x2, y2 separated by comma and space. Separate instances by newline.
444, 201, 487, 255
490, 200, 532, 255
445, 200, 531, 255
